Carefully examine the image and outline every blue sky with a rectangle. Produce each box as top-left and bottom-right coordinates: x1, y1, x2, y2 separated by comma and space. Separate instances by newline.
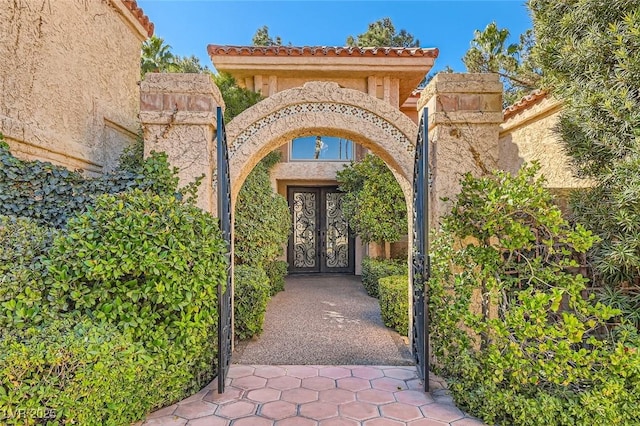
138, 0, 533, 75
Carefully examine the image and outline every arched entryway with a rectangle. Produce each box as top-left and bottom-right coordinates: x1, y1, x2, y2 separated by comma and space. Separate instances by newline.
226, 81, 418, 205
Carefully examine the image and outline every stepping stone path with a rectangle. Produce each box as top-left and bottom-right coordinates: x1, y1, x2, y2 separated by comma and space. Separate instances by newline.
143, 364, 487, 425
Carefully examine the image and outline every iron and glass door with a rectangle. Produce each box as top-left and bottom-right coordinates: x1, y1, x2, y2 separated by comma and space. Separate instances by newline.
288, 187, 354, 274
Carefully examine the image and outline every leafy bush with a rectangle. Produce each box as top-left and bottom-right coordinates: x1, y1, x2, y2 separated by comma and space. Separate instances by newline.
46, 190, 227, 394
234, 152, 290, 268
0, 216, 56, 329
0, 320, 166, 425
429, 163, 640, 425
378, 275, 409, 336
265, 260, 288, 295
361, 257, 407, 298
0, 136, 185, 228
234, 265, 271, 340
337, 154, 407, 249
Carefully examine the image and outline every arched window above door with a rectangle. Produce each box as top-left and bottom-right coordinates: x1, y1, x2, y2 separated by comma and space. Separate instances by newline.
290, 136, 355, 161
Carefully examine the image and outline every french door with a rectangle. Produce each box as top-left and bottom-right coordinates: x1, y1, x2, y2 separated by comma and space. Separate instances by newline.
287, 187, 354, 273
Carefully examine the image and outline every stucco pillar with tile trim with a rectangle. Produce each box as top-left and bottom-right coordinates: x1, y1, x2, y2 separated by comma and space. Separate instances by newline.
417, 73, 503, 225
139, 73, 225, 214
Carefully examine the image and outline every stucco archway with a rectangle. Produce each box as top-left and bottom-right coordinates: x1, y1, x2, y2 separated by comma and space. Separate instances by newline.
226, 81, 418, 204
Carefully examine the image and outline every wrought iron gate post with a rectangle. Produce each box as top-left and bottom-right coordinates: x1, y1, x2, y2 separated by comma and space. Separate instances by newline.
412, 108, 430, 392
217, 107, 233, 394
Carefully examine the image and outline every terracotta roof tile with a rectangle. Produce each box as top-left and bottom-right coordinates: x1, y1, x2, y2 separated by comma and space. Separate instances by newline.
120, 0, 154, 37
503, 89, 548, 119
207, 45, 439, 58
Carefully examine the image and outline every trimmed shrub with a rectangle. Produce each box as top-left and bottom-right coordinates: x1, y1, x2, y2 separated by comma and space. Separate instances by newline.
234, 151, 290, 267
378, 275, 409, 336
234, 265, 271, 340
361, 257, 407, 298
265, 260, 288, 295
429, 164, 640, 425
0, 320, 164, 425
0, 216, 56, 329
46, 190, 227, 395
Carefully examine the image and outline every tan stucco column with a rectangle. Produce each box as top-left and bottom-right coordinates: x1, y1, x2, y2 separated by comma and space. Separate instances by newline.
417, 73, 503, 225
139, 73, 225, 214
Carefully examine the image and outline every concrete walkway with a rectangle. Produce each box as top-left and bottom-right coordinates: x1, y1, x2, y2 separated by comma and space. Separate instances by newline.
234, 274, 413, 365
144, 364, 486, 425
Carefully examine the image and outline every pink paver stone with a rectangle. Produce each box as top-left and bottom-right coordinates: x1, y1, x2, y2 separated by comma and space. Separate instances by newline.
407, 378, 426, 391
300, 401, 340, 420
451, 417, 487, 425
186, 416, 230, 426
254, 365, 287, 379
281, 387, 319, 404
268, 375, 302, 390
302, 376, 336, 391
143, 417, 187, 426
233, 417, 273, 426
356, 389, 396, 405
247, 387, 282, 403
233, 375, 268, 390
420, 403, 465, 422
177, 388, 208, 405
395, 390, 434, 406
370, 377, 408, 392
408, 419, 449, 426
319, 367, 352, 379
260, 400, 297, 420
286, 366, 320, 379
173, 401, 217, 419
383, 367, 418, 380
318, 388, 356, 404
319, 418, 360, 426
339, 401, 379, 421
227, 365, 255, 378
203, 386, 243, 404
336, 377, 372, 392
351, 367, 384, 380
145, 404, 177, 419
363, 418, 404, 426
380, 402, 423, 422
276, 417, 317, 426
216, 401, 257, 419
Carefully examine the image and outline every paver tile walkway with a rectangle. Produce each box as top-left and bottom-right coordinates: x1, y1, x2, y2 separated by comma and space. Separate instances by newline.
143, 364, 487, 425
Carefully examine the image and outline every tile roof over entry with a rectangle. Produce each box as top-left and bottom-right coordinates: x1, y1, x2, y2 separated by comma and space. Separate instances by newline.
207, 45, 439, 58
208, 45, 439, 106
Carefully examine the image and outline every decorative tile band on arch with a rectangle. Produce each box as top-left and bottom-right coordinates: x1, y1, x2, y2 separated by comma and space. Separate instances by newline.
229, 102, 414, 156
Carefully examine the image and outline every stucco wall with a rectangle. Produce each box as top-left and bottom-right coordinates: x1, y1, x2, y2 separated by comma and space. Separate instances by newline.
499, 96, 589, 189
0, 0, 145, 173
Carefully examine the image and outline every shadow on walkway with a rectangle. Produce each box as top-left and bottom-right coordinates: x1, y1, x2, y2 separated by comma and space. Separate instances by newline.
233, 274, 413, 365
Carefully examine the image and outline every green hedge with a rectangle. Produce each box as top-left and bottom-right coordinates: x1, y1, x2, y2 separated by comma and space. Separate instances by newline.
361, 257, 407, 298
234, 265, 271, 340
0, 216, 56, 329
234, 152, 290, 267
46, 190, 227, 394
0, 320, 166, 425
429, 164, 640, 425
378, 275, 409, 336
265, 260, 288, 295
